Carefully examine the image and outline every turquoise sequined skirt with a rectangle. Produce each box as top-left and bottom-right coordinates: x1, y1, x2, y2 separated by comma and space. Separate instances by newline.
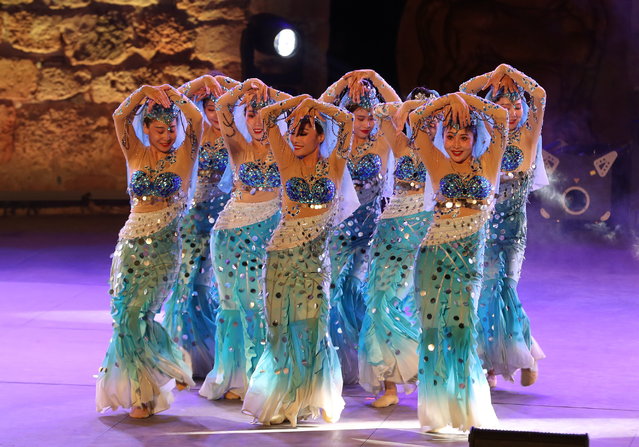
328, 197, 381, 384
415, 225, 497, 431
242, 224, 344, 426
96, 216, 195, 414
199, 210, 280, 399
163, 192, 230, 378
359, 209, 432, 394
477, 176, 544, 381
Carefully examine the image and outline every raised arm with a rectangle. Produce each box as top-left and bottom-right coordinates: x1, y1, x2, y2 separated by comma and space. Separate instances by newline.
354, 69, 401, 102
373, 102, 410, 156
456, 92, 508, 182
494, 64, 546, 130
310, 99, 353, 162
178, 75, 223, 101
319, 76, 350, 104
164, 85, 203, 159
260, 94, 311, 164
112, 85, 173, 153
459, 71, 492, 95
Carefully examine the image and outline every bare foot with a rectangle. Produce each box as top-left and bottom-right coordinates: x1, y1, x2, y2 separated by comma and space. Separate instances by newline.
371, 393, 399, 408
321, 409, 335, 423
487, 370, 497, 388
129, 406, 151, 419
224, 390, 241, 400
520, 368, 538, 386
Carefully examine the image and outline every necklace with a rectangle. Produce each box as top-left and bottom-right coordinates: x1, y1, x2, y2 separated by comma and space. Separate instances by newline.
142, 148, 177, 179
351, 137, 374, 159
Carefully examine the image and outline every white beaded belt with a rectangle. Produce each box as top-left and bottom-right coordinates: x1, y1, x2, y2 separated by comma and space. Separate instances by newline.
118, 201, 185, 240
380, 192, 425, 219
214, 196, 280, 231
267, 207, 336, 251
421, 209, 491, 246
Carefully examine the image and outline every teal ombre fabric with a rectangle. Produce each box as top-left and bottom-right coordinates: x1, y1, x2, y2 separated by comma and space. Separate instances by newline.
359, 208, 432, 395
163, 192, 230, 378
415, 226, 497, 431
477, 173, 544, 381
199, 211, 280, 399
96, 216, 195, 414
242, 217, 344, 426
328, 197, 381, 384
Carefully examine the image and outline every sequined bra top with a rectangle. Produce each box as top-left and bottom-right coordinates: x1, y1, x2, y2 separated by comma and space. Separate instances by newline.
129, 170, 182, 198
347, 153, 382, 182
237, 161, 281, 189
501, 145, 524, 171
285, 177, 336, 206
198, 139, 229, 174
439, 174, 491, 200
394, 155, 428, 185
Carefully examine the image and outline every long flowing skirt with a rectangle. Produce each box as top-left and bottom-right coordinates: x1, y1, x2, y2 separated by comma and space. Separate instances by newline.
242, 225, 344, 426
199, 211, 280, 399
96, 216, 195, 414
415, 226, 497, 431
328, 197, 380, 384
477, 177, 545, 381
359, 208, 432, 394
163, 193, 230, 378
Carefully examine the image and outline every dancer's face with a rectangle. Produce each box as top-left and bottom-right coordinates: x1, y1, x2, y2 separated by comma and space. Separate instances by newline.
496, 97, 523, 131
144, 119, 177, 153
352, 107, 375, 140
443, 127, 474, 164
245, 107, 265, 141
289, 121, 324, 159
204, 100, 220, 131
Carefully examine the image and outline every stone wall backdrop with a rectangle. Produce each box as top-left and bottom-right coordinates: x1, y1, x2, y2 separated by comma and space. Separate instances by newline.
0, 0, 328, 212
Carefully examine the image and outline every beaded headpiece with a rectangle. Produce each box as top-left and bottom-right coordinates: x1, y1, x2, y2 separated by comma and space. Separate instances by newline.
485, 85, 529, 129
240, 92, 274, 111
338, 84, 380, 111
412, 91, 439, 102
444, 110, 481, 130
144, 102, 180, 126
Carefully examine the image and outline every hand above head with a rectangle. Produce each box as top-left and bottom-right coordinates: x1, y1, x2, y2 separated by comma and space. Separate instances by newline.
244, 78, 268, 102
446, 93, 471, 128
143, 85, 172, 108
499, 75, 519, 94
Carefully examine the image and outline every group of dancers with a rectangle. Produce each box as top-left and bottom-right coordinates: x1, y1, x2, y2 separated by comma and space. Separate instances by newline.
95, 63, 547, 433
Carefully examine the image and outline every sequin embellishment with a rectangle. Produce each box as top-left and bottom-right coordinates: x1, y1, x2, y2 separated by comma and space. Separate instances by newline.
440, 174, 491, 200
129, 170, 182, 198
501, 145, 524, 171
394, 155, 428, 184
238, 162, 281, 188
347, 153, 382, 181
285, 177, 336, 206
199, 142, 229, 172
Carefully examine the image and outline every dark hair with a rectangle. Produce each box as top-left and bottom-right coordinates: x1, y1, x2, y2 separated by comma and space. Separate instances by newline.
297, 117, 324, 136
207, 69, 226, 77
406, 86, 440, 101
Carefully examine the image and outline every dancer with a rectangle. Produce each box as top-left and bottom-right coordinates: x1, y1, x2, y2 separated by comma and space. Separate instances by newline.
163, 73, 237, 378
320, 69, 400, 384
405, 92, 507, 432
96, 84, 202, 418
358, 88, 439, 407
460, 64, 546, 387
199, 78, 290, 401
242, 94, 355, 426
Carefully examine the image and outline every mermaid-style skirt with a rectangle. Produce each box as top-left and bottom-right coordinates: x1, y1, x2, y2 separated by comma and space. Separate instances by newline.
477, 176, 545, 381
96, 211, 195, 414
328, 197, 380, 384
242, 216, 344, 426
163, 192, 230, 378
359, 202, 432, 395
415, 223, 497, 431
199, 201, 280, 400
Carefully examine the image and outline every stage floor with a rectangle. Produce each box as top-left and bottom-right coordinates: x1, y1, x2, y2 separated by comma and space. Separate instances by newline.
1, 214, 638, 447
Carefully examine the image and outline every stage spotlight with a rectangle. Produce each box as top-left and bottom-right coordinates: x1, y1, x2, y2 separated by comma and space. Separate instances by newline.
274, 28, 297, 58
241, 13, 303, 93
